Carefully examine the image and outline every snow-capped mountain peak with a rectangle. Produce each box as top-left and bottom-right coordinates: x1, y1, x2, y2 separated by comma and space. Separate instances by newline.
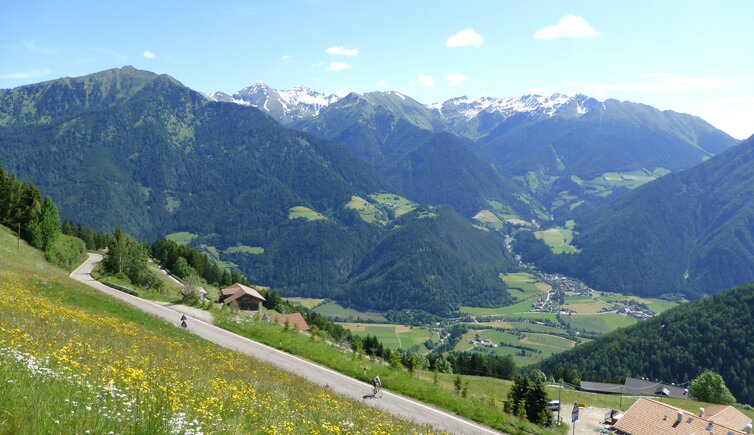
208, 82, 340, 124
428, 93, 600, 121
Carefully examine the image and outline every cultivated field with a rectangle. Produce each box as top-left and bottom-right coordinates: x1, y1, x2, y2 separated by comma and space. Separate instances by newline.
223, 245, 264, 255
313, 301, 387, 322
369, 193, 417, 218
288, 206, 327, 221
534, 227, 580, 254
339, 323, 433, 351
560, 313, 638, 334
165, 231, 198, 245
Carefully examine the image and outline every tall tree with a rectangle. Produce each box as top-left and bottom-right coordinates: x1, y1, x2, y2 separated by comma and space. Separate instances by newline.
689, 371, 736, 405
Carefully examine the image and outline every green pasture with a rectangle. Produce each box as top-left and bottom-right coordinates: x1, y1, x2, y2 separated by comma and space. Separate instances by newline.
369, 193, 416, 218
223, 245, 264, 255
562, 313, 638, 334
313, 301, 386, 322
288, 206, 327, 221
166, 231, 198, 245
535, 228, 580, 254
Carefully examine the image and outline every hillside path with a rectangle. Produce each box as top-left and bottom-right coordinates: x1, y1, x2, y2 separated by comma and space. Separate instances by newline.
71, 254, 501, 434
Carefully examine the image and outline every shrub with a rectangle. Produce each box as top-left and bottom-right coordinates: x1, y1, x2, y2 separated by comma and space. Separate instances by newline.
45, 234, 86, 271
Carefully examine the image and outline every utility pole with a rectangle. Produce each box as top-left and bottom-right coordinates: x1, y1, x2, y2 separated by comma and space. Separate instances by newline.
16, 223, 20, 250
620, 385, 623, 410
558, 379, 563, 424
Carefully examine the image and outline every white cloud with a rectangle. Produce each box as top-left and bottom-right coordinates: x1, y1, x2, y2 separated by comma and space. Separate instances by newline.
376, 80, 388, 88
0, 68, 52, 80
280, 54, 293, 62
444, 72, 468, 86
326, 46, 359, 56
22, 40, 55, 55
533, 15, 600, 40
143, 50, 156, 59
328, 61, 352, 72
446, 29, 484, 47
417, 73, 436, 87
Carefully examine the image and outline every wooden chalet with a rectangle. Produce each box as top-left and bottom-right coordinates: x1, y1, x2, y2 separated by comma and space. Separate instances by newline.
219, 283, 267, 311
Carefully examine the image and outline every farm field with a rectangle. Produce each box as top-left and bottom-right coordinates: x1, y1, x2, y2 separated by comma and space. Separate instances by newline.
286, 297, 325, 309
369, 193, 417, 218
345, 195, 388, 224
560, 313, 638, 334
460, 298, 536, 316
461, 272, 550, 316
560, 299, 611, 314
223, 245, 264, 255
458, 328, 577, 366
535, 227, 580, 254
288, 206, 326, 221
339, 323, 433, 352
473, 210, 503, 230
313, 301, 387, 322
478, 321, 565, 335
165, 231, 198, 245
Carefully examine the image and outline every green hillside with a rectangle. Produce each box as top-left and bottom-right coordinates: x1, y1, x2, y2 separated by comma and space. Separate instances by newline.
0, 67, 389, 294
518, 136, 754, 298
0, 225, 425, 433
343, 206, 515, 315
539, 280, 754, 406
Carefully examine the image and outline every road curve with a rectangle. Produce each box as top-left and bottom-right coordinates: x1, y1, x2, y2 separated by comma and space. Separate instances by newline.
71, 254, 501, 434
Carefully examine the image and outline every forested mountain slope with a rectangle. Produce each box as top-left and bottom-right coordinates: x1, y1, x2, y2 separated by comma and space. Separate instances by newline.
0, 67, 519, 315
539, 281, 754, 405
0, 67, 389, 293
517, 135, 754, 298
342, 206, 515, 316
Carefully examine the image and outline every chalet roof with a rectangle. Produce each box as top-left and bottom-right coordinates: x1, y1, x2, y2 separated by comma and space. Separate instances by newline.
624, 377, 688, 399
220, 283, 266, 302
614, 398, 748, 435
705, 405, 752, 431
274, 312, 310, 331
579, 381, 625, 394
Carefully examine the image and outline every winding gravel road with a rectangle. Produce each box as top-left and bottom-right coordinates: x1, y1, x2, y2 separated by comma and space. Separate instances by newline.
70, 253, 500, 434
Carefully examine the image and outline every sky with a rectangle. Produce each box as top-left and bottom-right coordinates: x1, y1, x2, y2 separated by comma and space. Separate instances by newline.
2, 1, 753, 139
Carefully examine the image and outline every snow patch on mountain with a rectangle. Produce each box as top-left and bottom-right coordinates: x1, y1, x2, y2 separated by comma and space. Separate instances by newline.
428, 93, 599, 121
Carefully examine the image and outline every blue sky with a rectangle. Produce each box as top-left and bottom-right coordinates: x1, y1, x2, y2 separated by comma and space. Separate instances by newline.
2, 1, 753, 138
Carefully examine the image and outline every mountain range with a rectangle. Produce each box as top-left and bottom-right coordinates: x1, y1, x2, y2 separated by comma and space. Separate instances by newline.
0, 67, 517, 316
0, 66, 747, 315
216, 82, 736, 218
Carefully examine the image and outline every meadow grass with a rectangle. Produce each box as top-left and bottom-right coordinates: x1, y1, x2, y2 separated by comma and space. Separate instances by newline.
223, 245, 264, 255
345, 195, 388, 224
286, 297, 325, 309
369, 193, 417, 218
215, 313, 557, 435
338, 323, 432, 351
313, 301, 387, 322
0, 228, 430, 434
534, 228, 580, 254
164, 231, 197, 245
562, 313, 638, 334
288, 205, 327, 221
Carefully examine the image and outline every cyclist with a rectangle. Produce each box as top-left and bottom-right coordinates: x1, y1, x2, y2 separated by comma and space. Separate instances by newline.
371, 375, 382, 396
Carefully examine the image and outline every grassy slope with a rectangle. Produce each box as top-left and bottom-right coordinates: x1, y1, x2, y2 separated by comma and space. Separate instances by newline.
215, 314, 557, 435
0, 226, 426, 434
